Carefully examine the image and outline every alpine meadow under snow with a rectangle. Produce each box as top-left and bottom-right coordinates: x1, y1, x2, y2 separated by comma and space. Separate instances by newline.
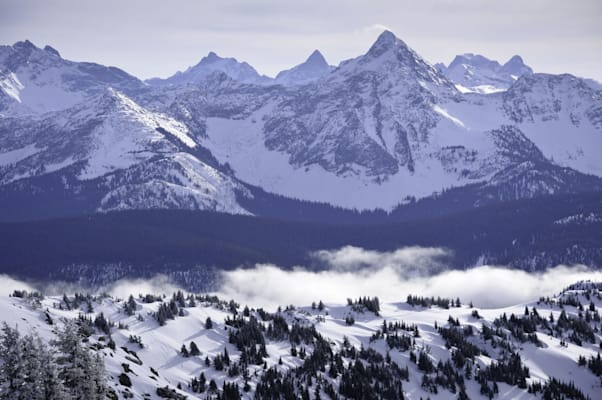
1, 22, 602, 400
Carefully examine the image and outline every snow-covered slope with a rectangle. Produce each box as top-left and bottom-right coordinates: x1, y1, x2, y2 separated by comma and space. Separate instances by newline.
439, 53, 533, 94
146, 52, 271, 86
274, 50, 334, 86
503, 73, 602, 176
0, 88, 250, 214
2, 282, 601, 399
0, 40, 145, 115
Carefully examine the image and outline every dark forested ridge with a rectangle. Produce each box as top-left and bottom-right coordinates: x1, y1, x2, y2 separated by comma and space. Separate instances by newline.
0, 191, 600, 288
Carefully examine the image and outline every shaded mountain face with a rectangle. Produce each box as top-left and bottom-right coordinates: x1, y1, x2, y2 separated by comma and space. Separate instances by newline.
275, 50, 334, 85
0, 31, 601, 219
439, 53, 533, 93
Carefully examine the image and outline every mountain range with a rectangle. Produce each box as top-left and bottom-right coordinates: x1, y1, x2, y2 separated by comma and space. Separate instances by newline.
0, 30, 601, 221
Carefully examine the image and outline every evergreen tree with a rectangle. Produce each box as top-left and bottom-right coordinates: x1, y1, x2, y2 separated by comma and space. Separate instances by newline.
53, 321, 107, 400
38, 339, 68, 400
0, 323, 24, 399
18, 333, 45, 400
124, 295, 137, 316
189, 341, 201, 356
0, 324, 68, 400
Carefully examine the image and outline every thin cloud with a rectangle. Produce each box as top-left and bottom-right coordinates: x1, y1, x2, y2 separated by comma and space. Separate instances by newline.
106, 275, 183, 299
362, 24, 392, 34
312, 245, 450, 277
0, 274, 183, 298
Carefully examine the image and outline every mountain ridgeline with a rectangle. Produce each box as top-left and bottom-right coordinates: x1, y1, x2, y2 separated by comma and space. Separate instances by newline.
0, 30, 601, 219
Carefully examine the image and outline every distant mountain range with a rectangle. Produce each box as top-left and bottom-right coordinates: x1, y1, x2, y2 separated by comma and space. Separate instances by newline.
1, 30, 601, 221
435, 53, 533, 93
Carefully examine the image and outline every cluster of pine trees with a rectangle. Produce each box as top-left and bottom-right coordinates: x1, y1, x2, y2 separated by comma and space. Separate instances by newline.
0, 321, 108, 400
347, 296, 381, 315
406, 294, 461, 309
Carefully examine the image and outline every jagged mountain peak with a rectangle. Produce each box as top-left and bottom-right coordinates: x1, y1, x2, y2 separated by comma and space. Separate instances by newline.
12, 39, 37, 51
441, 52, 533, 93
195, 51, 250, 68
501, 54, 532, 76
366, 30, 410, 58
448, 53, 501, 71
0, 41, 143, 115
1, 40, 47, 67
204, 51, 220, 61
7, 40, 61, 61
275, 49, 333, 86
333, 30, 453, 93
43, 45, 60, 58
359, 30, 444, 81
149, 51, 267, 86
306, 49, 327, 66
505, 54, 525, 66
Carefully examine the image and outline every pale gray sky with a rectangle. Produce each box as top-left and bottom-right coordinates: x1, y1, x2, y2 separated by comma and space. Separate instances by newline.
1, 0, 601, 81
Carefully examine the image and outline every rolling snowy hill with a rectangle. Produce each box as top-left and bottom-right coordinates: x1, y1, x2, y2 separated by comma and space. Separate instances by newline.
1, 282, 601, 399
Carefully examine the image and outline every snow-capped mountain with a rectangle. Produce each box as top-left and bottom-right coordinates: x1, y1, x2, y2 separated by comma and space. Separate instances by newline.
2, 282, 601, 399
0, 40, 145, 115
274, 50, 334, 86
193, 31, 602, 209
146, 51, 271, 86
0, 31, 601, 219
438, 53, 533, 94
0, 88, 250, 215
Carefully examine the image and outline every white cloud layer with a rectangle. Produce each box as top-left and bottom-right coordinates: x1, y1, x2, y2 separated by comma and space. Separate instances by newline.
218, 246, 602, 310
105, 275, 183, 299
